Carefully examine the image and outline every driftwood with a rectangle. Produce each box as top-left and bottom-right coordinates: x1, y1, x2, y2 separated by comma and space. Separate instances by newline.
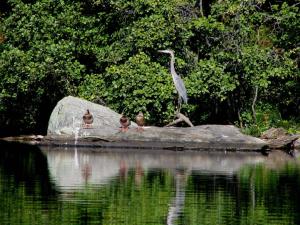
260, 128, 299, 150
0, 135, 44, 143
264, 135, 300, 150
165, 112, 194, 127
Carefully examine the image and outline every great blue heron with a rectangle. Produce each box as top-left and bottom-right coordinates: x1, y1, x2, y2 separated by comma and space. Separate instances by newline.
158, 49, 188, 110
159, 49, 194, 127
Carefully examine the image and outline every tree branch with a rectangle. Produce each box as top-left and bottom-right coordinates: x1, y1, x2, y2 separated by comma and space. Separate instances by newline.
165, 112, 194, 127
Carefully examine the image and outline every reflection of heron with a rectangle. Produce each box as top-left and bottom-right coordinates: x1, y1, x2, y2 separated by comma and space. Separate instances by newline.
158, 49, 194, 127
167, 169, 189, 225
158, 49, 188, 110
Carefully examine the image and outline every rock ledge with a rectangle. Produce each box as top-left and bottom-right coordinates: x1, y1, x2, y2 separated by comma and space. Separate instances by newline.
42, 96, 268, 151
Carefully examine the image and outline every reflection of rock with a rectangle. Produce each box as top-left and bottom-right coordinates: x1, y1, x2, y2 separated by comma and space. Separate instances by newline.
43, 147, 121, 190
41, 147, 271, 191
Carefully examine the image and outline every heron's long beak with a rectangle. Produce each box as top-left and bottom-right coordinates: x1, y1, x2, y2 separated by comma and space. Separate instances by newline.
158, 50, 169, 53
158, 49, 172, 54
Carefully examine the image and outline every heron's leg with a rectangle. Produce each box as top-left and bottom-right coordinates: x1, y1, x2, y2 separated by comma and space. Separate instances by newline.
177, 97, 182, 113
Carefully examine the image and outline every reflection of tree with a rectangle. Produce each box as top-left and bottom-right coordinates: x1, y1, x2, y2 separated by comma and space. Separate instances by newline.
0, 141, 58, 198
0, 141, 59, 224
237, 164, 300, 225
182, 163, 300, 225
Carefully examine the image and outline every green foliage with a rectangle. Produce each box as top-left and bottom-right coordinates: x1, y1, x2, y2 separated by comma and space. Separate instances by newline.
240, 104, 300, 136
187, 59, 237, 101
79, 52, 176, 124
241, 104, 283, 136
0, 0, 299, 134
0, 0, 98, 133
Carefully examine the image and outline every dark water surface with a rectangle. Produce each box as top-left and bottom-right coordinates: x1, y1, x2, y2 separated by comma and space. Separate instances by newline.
0, 141, 300, 225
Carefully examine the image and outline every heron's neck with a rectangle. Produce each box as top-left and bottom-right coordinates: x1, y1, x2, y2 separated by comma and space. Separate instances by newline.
170, 53, 176, 74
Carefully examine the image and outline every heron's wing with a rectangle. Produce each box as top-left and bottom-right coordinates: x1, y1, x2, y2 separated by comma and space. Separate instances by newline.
173, 73, 188, 103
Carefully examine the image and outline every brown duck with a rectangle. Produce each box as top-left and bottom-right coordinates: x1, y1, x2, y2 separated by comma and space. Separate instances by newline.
120, 115, 130, 132
135, 112, 145, 131
83, 109, 93, 128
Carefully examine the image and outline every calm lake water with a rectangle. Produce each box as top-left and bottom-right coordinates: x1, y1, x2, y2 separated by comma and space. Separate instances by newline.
0, 141, 300, 225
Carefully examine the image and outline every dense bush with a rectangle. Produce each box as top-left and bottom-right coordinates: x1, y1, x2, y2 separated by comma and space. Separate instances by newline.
0, 0, 299, 135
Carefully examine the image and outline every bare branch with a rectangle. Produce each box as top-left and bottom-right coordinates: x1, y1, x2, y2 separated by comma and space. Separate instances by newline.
165, 112, 194, 127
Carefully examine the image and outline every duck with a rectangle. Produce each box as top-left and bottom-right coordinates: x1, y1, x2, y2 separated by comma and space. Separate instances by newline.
120, 115, 130, 132
83, 109, 93, 128
135, 112, 145, 131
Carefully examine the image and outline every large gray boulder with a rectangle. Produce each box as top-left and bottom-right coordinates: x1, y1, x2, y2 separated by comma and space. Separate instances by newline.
47, 96, 136, 136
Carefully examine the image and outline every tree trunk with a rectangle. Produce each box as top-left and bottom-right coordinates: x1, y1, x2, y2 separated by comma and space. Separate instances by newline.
252, 86, 258, 124
199, 0, 204, 17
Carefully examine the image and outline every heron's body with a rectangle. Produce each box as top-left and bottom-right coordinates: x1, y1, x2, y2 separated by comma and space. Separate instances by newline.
83, 109, 93, 128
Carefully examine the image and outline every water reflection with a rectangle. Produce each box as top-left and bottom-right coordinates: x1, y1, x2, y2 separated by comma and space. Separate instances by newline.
41, 147, 268, 189
0, 141, 57, 198
167, 169, 188, 225
40, 147, 299, 225
0, 142, 300, 225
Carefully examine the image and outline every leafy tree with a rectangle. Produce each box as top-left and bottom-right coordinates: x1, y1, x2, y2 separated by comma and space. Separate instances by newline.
0, 0, 299, 135
0, 0, 97, 134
